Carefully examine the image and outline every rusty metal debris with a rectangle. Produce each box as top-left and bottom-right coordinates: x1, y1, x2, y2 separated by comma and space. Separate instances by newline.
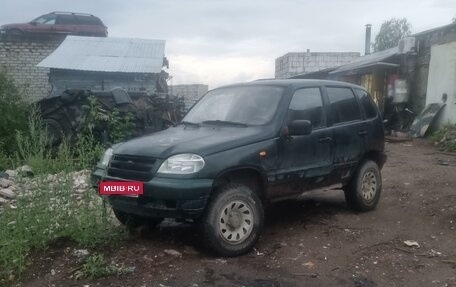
409, 103, 445, 137
37, 88, 185, 145
436, 159, 456, 167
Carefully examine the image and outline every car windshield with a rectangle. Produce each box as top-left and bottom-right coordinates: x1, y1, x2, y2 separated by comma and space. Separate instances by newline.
32, 15, 56, 24
183, 85, 284, 126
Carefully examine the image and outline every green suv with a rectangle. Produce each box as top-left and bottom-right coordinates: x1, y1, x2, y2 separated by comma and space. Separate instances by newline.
92, 79, 386, 257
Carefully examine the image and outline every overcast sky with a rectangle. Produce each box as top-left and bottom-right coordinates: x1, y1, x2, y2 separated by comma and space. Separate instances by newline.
1, 0, 455, 88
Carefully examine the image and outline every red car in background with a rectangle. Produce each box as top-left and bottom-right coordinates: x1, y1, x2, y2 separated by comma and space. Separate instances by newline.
0, 12, 108, 37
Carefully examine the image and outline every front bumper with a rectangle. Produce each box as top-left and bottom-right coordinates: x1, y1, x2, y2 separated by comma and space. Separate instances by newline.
91, 167, 213, 219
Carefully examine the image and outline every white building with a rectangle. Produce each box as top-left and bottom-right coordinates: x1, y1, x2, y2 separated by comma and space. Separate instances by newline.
275, 51, 360, 79
426, 41, 456, 125
169, 84, 208, 110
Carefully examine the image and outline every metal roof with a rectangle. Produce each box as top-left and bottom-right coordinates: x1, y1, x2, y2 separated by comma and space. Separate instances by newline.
38, 36, 166, 73
289, 66, 338, 79
329, 47, 399, 75
413, 22, 456, 37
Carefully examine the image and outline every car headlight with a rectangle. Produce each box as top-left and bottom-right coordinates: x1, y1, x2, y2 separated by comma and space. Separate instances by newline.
99, 148, 113, 168
157, 154, 205, 174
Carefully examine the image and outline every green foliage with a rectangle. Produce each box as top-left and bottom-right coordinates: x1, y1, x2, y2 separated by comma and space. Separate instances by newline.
107, 109, 135, 144
0, 105, 123, 284
0, 174, 125, 284
0, 73, 136, 285
432, 124, 456, 152
374, 18, 412, 52
0, 148, 13, 171
0, 71, 28, 161
74, 254, 133, 280
83, 96, 135, 145
14, 107, 104, 174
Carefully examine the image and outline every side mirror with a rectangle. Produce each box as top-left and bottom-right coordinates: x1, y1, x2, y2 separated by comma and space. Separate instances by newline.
30, 21, 37, 26
288, 120, 312, 136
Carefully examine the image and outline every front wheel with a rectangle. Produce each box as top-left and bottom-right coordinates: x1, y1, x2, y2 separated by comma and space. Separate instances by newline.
200, 184, 264, 257
344, 160, 382, 212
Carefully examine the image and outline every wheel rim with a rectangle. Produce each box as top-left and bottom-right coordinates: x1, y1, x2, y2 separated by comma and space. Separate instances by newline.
361, 171, 377, 201
219, 200, 254, 244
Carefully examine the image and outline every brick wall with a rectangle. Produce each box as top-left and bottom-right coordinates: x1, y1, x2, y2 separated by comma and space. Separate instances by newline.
169, 84, 209, 110
0, 35, 64, 102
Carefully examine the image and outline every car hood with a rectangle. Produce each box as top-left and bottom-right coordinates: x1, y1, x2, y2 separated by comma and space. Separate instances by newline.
113, 125, 274, 158
0, 23, 27, 29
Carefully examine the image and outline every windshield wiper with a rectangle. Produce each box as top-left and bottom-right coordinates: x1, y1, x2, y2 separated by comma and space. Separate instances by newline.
177, 121, 200, 127
201, 120, 248, 127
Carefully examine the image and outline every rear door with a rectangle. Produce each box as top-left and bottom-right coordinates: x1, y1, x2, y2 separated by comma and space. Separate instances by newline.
55, 14, 78, 35
354, 88, 385, 152
76, 16, 103, 36
324, 86, 367, 182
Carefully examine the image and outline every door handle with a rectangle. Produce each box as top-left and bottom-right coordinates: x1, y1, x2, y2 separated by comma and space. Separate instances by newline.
358, 130, 368, 136
319, 137, 332, 143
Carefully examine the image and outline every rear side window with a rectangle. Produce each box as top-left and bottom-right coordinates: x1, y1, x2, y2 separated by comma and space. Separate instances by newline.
57, 15, 77, 25
326, 87, 361, 124
354, 88, 378, 119
76, 15, 102, 25
288, 87, 324, 128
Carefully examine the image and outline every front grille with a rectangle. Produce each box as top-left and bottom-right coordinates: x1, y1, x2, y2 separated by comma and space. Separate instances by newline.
107, 155, 156, 181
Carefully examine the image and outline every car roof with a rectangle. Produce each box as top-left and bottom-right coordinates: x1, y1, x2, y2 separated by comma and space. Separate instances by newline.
219, 79, 365, 91
49, 12, 99, 18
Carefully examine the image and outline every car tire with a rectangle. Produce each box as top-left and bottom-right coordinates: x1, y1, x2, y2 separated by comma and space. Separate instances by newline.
344, 160, 382, 212
113, 209, 163, 229
200, 183, 264, 257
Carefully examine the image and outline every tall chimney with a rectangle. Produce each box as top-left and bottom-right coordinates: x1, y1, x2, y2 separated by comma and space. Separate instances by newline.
365, 24, 372, 55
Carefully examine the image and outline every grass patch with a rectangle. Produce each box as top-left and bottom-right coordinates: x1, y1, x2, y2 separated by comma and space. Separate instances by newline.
74, 254, 133, 280
0, 174, 125, 284
432, 124, 456, 152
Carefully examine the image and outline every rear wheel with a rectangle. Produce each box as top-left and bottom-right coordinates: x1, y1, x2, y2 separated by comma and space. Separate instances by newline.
344, 160, 382, 212
200, 183, 264, 257
113, 209, 163, 229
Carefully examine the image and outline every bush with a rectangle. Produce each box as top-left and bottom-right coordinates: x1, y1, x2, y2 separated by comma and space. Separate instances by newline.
432, 124, 456, 152
0, 71, 28, 168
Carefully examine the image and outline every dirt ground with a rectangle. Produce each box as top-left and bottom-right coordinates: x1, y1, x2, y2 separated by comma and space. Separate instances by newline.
19, 139, 456, 287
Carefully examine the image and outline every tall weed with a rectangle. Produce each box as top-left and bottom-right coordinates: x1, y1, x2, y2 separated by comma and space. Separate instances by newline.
0, 173, 124, 284
0, 71, 28, 167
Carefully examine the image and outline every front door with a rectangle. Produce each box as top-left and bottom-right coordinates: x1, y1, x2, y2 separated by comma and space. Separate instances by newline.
28, 14, 57, 34
271, 87, 333, 198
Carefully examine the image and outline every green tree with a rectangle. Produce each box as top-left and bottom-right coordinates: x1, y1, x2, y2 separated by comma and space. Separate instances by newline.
374, 18, 412, 52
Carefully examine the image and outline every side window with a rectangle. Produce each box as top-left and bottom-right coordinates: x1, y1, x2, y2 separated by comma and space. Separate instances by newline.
288, 87, 324, 128
57, 15, 77, 25
354, 88, 378, 119
327, 87, 361, 124
77, 16, 102, 25
35, 15, 56, 25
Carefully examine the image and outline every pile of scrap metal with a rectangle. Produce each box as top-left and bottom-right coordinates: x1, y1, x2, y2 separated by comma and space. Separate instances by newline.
37, 88, 186, 145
